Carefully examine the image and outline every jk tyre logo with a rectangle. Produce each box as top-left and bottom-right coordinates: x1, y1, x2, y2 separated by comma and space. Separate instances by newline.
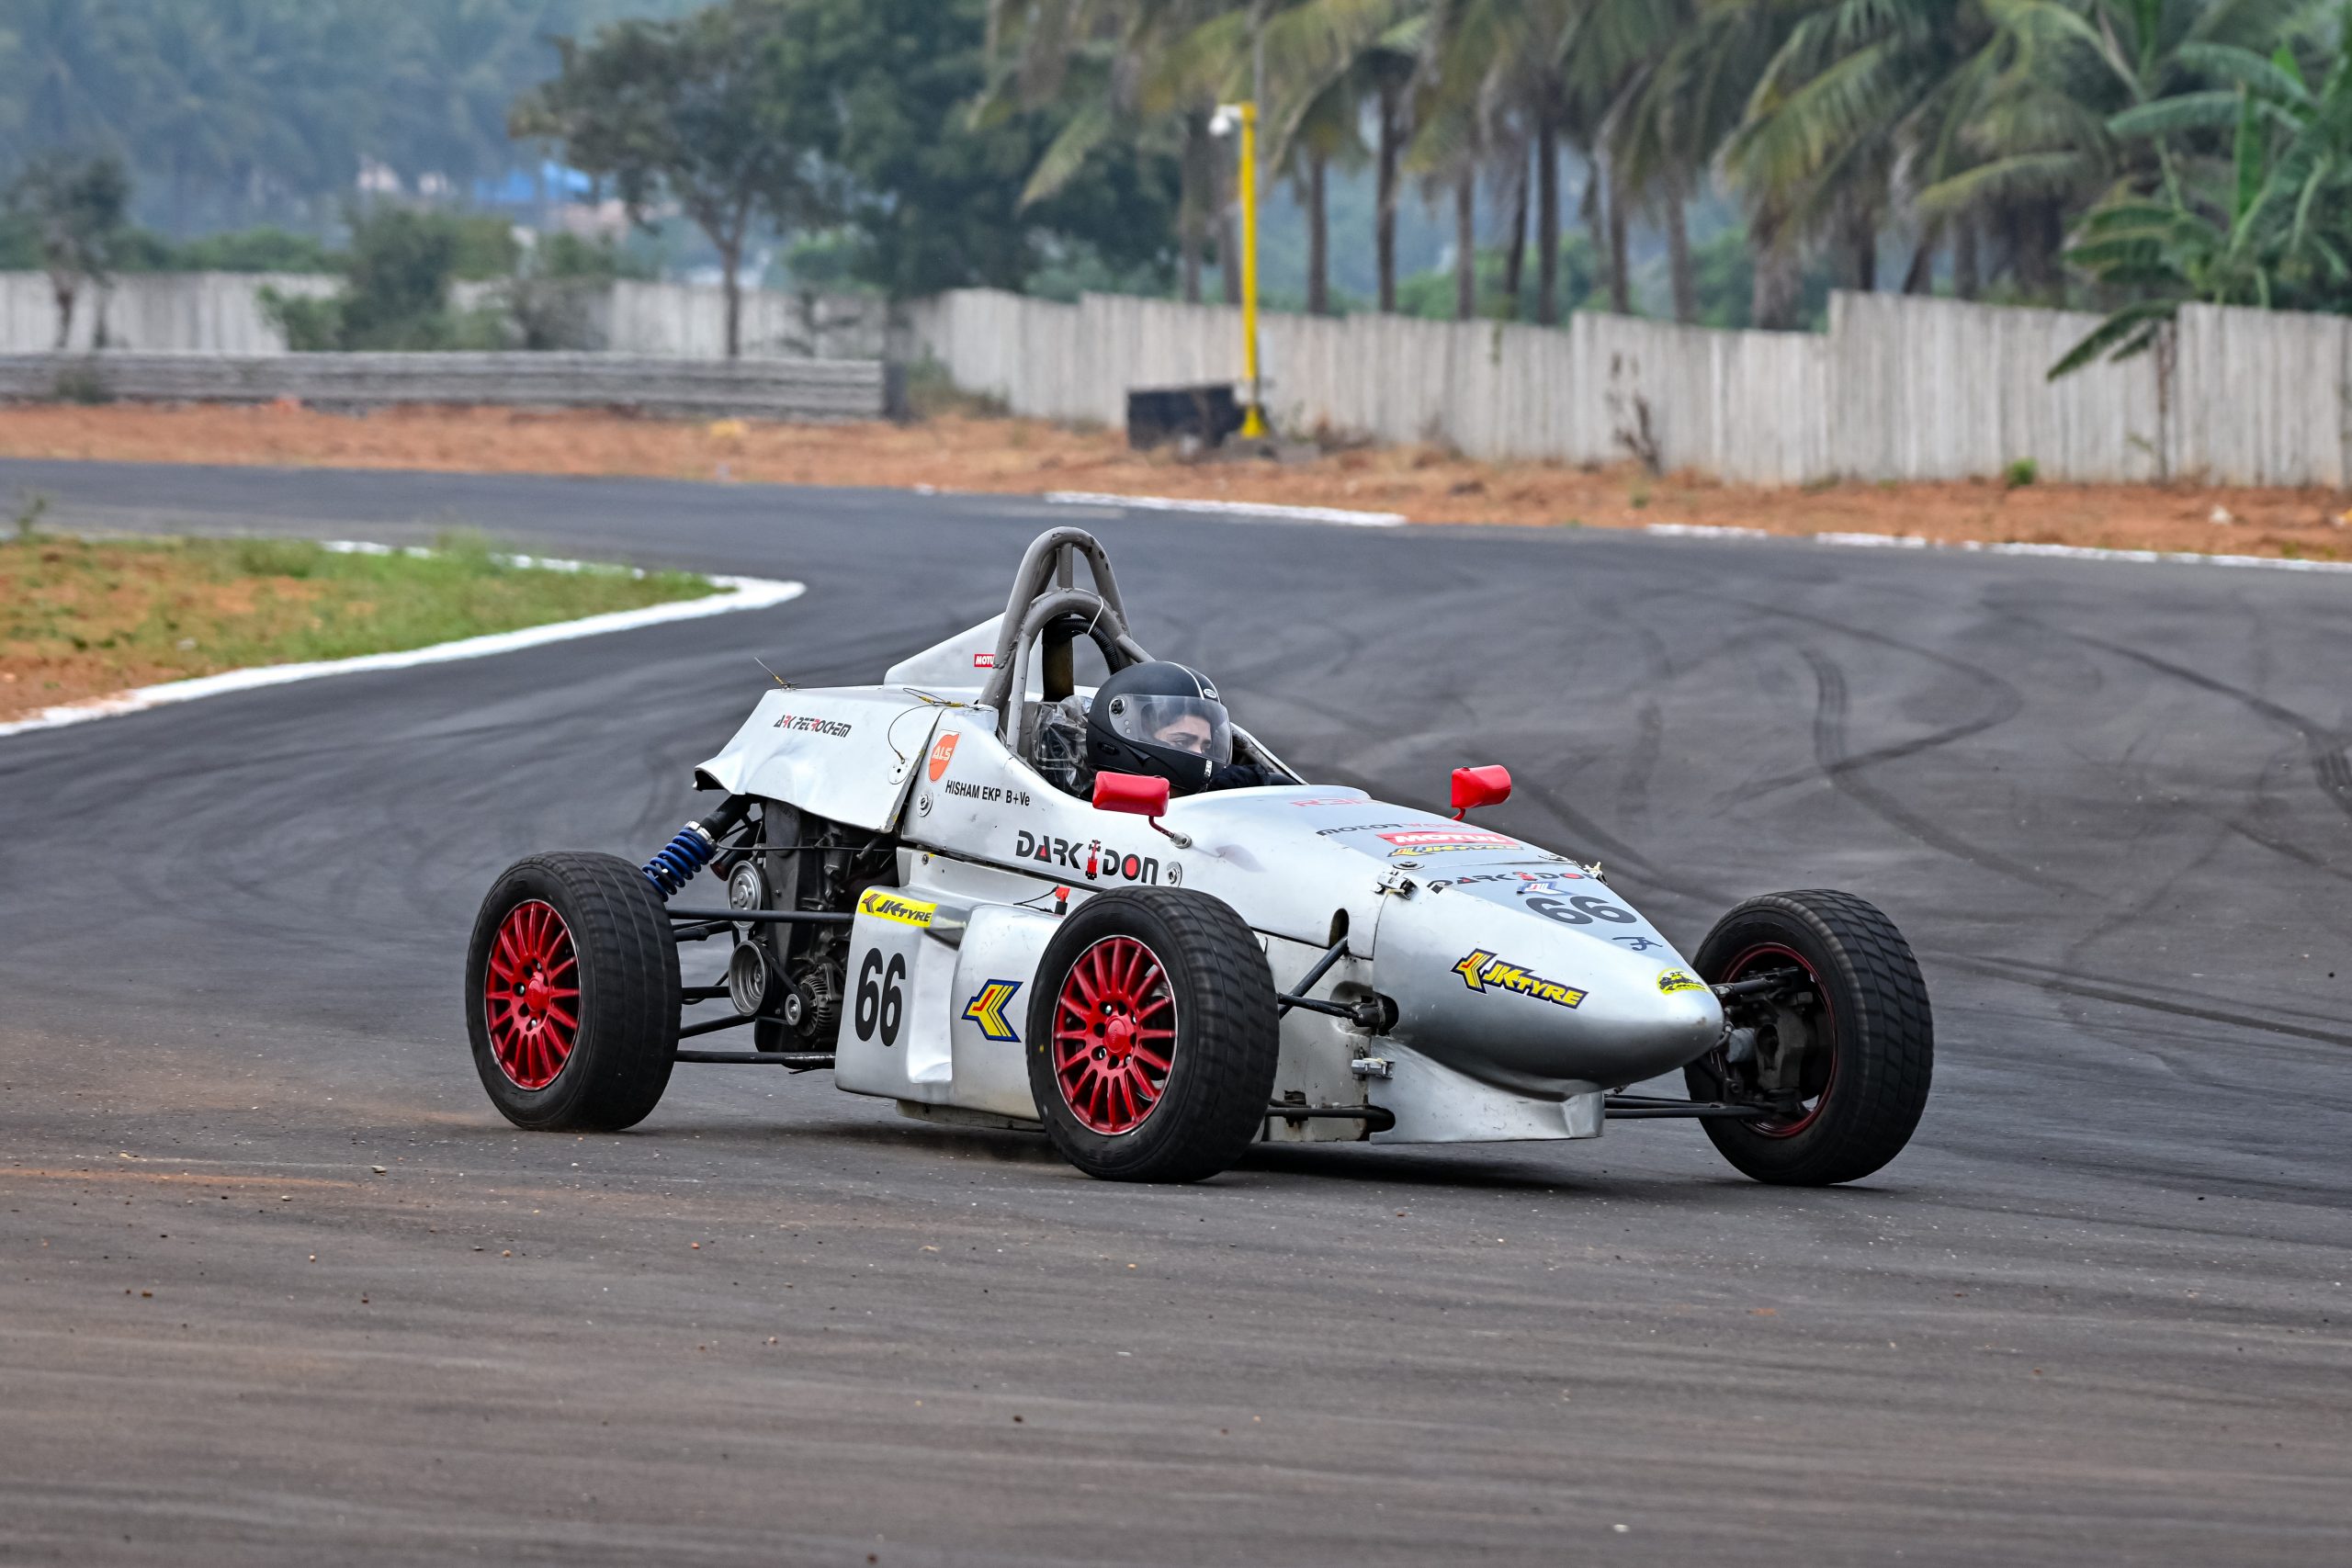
960, 979, 1023, 1043
1453, 950, 1587, 1010
858, 889, 937, 928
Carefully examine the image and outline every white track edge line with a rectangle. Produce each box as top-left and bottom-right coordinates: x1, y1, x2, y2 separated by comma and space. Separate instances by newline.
1644, 521, 2352, 573
0, 560, 804, 740
1045, 491, 1407, 527
1046, 492, 2345, 570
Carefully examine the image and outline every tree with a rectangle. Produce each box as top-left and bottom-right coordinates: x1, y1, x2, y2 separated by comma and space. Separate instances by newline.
1245, 0, 1427, 311
2056, 9, 2352, 375
261, 206, 515, 350
513, 0, 833, 356
807, 0, 1179, 299
984, 1, 1242, 304
6, 152, 133, 349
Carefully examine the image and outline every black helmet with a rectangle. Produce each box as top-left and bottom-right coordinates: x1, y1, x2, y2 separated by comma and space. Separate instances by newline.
1087, 661, 1233, 796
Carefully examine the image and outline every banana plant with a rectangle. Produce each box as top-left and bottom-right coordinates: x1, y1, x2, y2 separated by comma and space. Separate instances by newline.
2054, 4, 2352, 375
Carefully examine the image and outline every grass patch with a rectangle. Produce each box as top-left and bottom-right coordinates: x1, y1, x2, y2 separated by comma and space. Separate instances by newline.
1, 527, 714, 717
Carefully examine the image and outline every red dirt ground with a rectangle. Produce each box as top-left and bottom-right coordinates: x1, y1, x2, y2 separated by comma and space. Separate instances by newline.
2, 400, 2347, 559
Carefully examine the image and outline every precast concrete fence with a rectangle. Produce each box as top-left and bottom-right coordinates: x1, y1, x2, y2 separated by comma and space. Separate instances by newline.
7, 269, 2348, 486
0, 272, 892, 360
0, 351, 891, 420
0, 272, 336, 355
907, 288, 2352, 489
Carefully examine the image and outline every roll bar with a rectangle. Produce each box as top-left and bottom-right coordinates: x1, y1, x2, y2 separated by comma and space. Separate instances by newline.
976, 528, 1153, 755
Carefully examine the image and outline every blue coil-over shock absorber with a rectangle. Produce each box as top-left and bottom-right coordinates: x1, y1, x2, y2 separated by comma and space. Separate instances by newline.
641, 795, 751, 898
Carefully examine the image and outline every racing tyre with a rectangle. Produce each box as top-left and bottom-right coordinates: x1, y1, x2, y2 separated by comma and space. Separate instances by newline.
465, 852, 681, 1132
1025, 887, 1280, 1183
1682, 890, 1931, 1186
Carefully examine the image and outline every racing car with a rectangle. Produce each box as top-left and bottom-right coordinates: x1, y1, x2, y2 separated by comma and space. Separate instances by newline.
466, 527, 1932, 1185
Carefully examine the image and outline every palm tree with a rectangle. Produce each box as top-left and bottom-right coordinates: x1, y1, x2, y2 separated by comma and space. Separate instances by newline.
2054, 2, 2348, 372
985, 0, 1244, 302
1250, 0, 1429, 311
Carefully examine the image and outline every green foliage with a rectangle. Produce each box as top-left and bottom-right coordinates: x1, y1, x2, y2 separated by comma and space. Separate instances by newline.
2003, 457, 2040, 488
4, 152, 134, 346
5, 153, 132, 281
514, 0, 841, 352
0, 1, 707, 235
533, 231, 654, 281
809, 0, 1179, 298
166, 226, 335, 274
2056, 6, 2352, 376
262, 206, 511, 351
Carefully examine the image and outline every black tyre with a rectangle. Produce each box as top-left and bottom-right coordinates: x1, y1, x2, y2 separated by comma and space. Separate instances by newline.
1024, 887, 1280, 1182
1682, 890, 1931, 1186
465, 851, 680, 1132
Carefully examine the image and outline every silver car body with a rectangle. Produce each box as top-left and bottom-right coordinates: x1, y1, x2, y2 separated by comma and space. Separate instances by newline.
693, 547, 1723, 1147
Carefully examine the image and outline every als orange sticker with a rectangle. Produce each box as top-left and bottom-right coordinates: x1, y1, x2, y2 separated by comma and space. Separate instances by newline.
927, 733, 959, 781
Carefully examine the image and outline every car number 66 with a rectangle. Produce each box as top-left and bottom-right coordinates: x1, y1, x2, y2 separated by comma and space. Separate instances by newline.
854, 949, 906, 1045
1525, 894, 1637, 927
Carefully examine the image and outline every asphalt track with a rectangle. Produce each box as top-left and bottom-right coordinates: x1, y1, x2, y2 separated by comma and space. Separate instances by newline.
1, 457, 2346, 1566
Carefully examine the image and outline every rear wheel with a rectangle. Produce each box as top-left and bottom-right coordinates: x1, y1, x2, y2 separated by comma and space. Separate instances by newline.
465, 852, 680, 1132
1683, 890, 1931, 1186
1025, 888, 1279, 1182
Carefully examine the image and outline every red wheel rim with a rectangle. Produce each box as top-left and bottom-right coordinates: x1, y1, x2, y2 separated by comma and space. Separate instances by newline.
1722, 942, 1836, 1137
484, 899, 581, 1090
1051, 935, 1178, 1135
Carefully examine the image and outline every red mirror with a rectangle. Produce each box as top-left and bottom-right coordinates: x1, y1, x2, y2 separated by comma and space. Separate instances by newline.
1450, 764, 1512, 818
1093, 772, 1171, 818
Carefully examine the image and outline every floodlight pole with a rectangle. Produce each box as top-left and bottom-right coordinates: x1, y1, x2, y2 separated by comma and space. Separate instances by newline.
1236, 101, 1267, 440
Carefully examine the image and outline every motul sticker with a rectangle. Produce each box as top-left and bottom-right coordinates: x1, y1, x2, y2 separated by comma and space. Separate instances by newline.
972, 652, 996, 669
1380, 829, 1515, 849
927, 733, 959, 781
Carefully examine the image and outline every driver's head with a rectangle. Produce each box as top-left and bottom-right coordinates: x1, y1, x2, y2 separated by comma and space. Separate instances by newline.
1086, 660, 1233, 795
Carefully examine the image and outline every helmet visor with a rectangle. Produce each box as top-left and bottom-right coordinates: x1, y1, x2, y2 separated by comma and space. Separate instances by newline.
1105, 694, 1233, 764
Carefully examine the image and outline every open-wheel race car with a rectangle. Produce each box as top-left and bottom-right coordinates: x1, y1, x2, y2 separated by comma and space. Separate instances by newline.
466, 528, 1933, 1185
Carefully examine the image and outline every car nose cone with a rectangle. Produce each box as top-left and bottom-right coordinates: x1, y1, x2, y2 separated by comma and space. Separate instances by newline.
1374, 878, 1723, 1095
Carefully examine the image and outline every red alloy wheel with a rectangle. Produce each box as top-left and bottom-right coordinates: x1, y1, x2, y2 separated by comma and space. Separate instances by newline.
1724, 942, 1838, 1137
1052, 935, 1179, 1134
483, 899, 581, 1090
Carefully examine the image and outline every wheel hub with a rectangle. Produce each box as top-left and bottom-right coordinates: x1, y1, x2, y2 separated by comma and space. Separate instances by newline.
1714, 942, 1835, 1137
484, 899, 580, 1091
1052, 935, 1177, 1135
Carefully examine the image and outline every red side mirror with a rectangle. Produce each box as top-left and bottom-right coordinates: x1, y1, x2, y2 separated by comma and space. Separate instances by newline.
1093, 772, 1171, 818
1451, 764, 1512, 819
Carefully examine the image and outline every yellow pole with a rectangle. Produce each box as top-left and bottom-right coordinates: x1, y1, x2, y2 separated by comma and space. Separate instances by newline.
1237, 101, 1268, 440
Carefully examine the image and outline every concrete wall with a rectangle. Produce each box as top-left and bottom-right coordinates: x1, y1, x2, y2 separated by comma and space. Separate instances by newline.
0, 273, 892, 360
0, 351, 888, 420
0, 272, 336, 354
908, 288, 2352, 489
12, 269, 2347, 487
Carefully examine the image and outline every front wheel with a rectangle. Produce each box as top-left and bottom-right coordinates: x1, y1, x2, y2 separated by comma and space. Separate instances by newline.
1683, 890, 1931, 1186
465, 851, 680, 1132
1025, 887, 1280, 1182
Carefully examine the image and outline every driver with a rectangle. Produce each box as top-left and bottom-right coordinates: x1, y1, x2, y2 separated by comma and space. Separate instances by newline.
1077, 660, 1283, 796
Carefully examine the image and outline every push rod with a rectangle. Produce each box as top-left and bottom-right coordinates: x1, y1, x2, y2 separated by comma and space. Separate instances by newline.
676, 1012, 759, 1040
1276, 938, 1351, 1017
1266, 1103, 1397, 1133
673, 1050, 835, 1067
1603, 1095, 1769, 1120
666, 908, 854, 925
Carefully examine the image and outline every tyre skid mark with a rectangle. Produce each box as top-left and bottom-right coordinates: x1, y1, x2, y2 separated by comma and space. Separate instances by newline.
1804, 648, 2076, 895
